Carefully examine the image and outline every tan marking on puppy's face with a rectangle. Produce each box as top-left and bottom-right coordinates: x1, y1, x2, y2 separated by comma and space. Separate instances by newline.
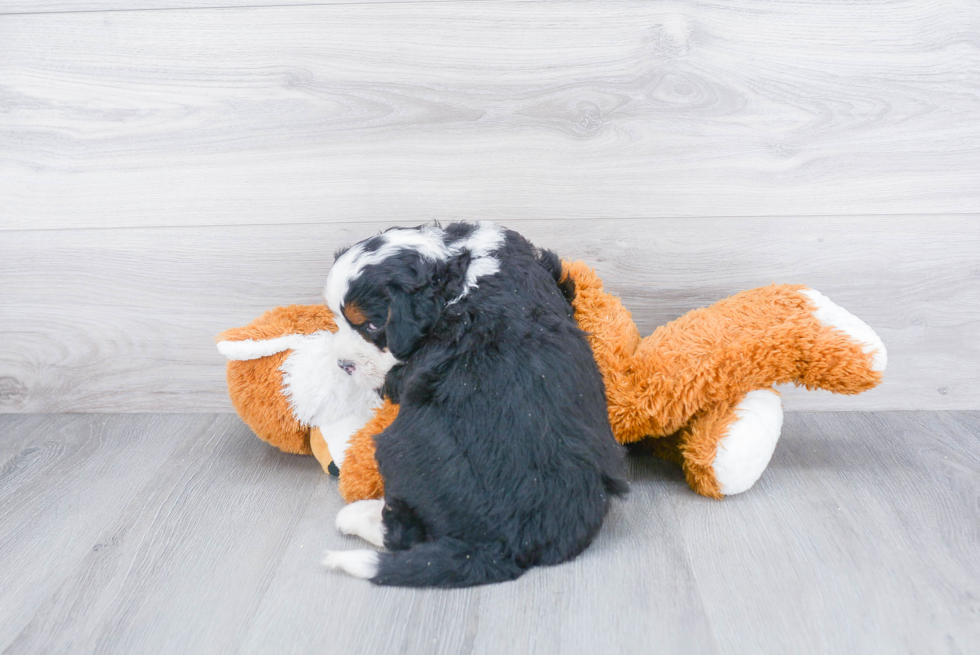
343, 303, 368, 326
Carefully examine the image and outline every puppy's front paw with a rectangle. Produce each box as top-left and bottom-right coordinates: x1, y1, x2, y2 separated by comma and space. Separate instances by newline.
322, 550, 380, 579
335, 499, 386, 547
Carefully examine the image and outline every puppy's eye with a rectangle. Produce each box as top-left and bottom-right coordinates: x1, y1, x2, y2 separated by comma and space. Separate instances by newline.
366, 322, 380, 332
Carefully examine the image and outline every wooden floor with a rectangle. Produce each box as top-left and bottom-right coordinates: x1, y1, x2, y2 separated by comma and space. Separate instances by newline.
1, 411, 977, 654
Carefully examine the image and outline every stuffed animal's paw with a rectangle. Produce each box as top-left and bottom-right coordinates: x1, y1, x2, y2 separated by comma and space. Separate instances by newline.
802, 288, 887, 373
712, 390, 784, 496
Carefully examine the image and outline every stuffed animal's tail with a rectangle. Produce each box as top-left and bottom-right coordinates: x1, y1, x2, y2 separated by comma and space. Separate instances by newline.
324, 538, 525, 588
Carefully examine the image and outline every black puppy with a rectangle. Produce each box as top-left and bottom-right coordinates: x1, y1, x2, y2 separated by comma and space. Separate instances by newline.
322, 222, 626, 587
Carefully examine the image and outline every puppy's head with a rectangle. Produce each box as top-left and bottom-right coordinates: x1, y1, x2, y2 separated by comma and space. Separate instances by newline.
325, 223, 503, 364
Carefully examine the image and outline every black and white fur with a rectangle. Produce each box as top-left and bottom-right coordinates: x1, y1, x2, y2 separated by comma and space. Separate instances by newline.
322, 222, 627, 588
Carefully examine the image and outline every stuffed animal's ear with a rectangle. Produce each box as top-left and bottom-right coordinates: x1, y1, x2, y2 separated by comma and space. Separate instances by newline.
216, 334, 308, 361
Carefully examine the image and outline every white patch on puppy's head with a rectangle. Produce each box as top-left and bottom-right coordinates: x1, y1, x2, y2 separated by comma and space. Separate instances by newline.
324, 227, 448, 377
324, 222, 506, 361
325, 222, 506, 316
325, 225, 450, 318
448, 222, 505, 303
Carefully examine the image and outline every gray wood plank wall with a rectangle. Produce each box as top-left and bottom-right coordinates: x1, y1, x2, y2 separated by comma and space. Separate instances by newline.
1, 1, 978, 412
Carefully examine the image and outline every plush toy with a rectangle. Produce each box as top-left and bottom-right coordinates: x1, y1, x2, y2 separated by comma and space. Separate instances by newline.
216, 305, 382, 475
217, 261, 885, 501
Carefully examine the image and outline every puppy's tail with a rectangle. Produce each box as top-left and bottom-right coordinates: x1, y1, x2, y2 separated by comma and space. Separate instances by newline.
374, 538, 524, 588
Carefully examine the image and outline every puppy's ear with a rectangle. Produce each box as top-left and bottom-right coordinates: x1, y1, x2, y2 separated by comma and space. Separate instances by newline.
536, 249, 575, 305
384, 254, 465, 360
440, 251, 471, 298
385, 287, 438, 361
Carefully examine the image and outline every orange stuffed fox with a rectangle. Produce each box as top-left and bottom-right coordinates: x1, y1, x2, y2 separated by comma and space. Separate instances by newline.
218, 261, 885, 501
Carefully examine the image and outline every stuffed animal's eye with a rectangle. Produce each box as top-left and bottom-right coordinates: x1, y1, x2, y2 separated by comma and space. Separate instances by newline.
367, 322, 380, 332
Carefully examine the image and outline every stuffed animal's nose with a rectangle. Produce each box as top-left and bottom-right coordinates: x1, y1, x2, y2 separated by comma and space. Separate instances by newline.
338, 359, 356, 376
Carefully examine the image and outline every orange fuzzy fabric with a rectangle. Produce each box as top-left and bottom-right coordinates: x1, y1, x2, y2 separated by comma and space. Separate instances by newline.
338, 399, 399, 502
565, 261, 881, 497
222, 262, 883, 502
565, 262, 882, 445
218, 305, 337, 455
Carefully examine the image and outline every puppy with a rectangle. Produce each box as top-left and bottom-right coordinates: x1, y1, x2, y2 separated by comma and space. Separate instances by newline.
322, 222, 627, 587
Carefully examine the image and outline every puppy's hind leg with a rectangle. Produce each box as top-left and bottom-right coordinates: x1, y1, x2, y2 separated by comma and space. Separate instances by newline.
380, 497, 428, 551
335, 499, 386, 547
336, 497, 429, 551
322, 550, 379, 579
325, 498, 430, 583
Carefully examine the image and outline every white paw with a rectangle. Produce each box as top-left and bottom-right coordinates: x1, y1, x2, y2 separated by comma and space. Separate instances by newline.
802, 288, 887, 372
335, 499, 386, 547
322, 550, 379, 579
713, 390, 784, 496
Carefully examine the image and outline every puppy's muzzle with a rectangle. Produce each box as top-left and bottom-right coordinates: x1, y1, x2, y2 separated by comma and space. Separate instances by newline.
338, 359, 356, 376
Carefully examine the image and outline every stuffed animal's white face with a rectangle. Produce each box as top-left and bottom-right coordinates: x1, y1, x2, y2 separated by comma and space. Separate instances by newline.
330, 320, 398, 391
277, 331, 386, 467
217, 328, 388, 467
